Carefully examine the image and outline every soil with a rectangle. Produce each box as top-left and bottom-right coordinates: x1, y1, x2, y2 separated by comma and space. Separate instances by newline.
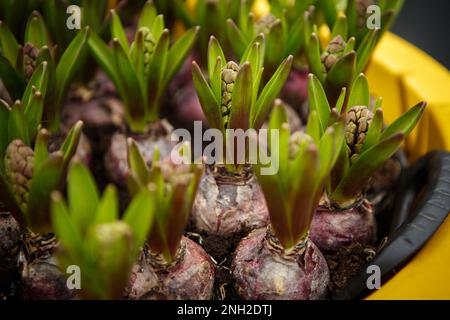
0, 212, 22, 299
185, 230, 244, 300
325, 243, 378, 296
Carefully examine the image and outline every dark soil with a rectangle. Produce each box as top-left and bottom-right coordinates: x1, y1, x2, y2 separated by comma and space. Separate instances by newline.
325, 243, 378, 296
186, 230, 245, 300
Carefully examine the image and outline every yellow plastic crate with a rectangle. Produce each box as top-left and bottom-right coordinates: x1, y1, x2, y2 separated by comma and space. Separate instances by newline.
366, 32, 450, 299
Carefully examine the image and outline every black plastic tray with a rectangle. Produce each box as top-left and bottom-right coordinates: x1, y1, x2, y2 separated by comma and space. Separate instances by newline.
333, 151, 450, 299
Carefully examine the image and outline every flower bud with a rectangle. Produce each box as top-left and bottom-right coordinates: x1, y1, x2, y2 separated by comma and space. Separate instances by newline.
321, 35, 347, 71
345, 106, 373, 164
221, 61, 240, 128
4, 140, 34, 211
23, 43, 39, 79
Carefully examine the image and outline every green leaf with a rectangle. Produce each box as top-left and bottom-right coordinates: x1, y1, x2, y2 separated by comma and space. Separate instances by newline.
36, 46, 55, 94
123, 189, 155, 257
81, 0, 108, 30
60, 120, 83, 170
207, 36, 226, 80
22, 61, 48, 109
240, 34, 265, 79
112, 40, 146, 132
164, 26, 199, 88
88, 30, 122, 97
0, 20, 19, 65
289, 143, 320, 247
27, 153, 64, 233
308, 73, 331, 133
355, 29, 378, 75
252, 55, 293, 130
94, 185, 119, 225
268, 100, 288, 132
24, 89, 43, 141
333, 133, 404, 204
211, 56, 222, 103
226, 19, 249, 59
51, 191, 83, 261
331, 14, 348, 39
151, 15, 165, 44
362, 108, 383, 152
346, 0, 357, 37
344, 37, 356, 55
192, 61, 223, 131
138, 0, 158, 29
286, 14, 305, 57
228, 62, 252, 131
306, 111, 321, 144
0, 53, 25, 100
53, 27, 89, 131
325, 51, 356, 106
24, 11, 49, 48
130, 29, 146, 88
146, 29, 169, 118
240, 34, 265, 66
380, 102, 426, 141
68, 162, 99, 235
266, 19, 284, 69
8, 102, 30, 146
373, 96, 383, 111
33, 128, 49, 173
335, 87, 347, 113
0, 100, 11, 160
306, 33, 326, 84
127, 138, 149, 186
347, 73, 370, 109
319, 0, 337, 26
329, 140, 350, 193
254, 170, 289, 246
303, 11, 314, 47
111, 10, 129, 53
318, 124, 344, 180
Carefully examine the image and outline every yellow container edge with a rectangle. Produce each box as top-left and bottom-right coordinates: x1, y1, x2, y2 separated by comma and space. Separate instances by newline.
365, 32, 450, 299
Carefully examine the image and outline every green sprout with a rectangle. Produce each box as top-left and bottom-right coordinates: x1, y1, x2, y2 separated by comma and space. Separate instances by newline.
88, 1, 199, 133
0, 61, 83, 233
303, 1, 403, 104
226, 0, 306, 76
303, 11, 371, 105
127, 139, 203, 264
308, 72, 425, 207
253, 100, 344, 249
192, 36, 293, 171
0, 12, 89, 131
51, 162, 154, 299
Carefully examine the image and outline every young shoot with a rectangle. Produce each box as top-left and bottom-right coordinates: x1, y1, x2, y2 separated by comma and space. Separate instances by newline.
88, 1, 199, 132
51, 162, 154, 299
254, 101, 344, 249
192, 35, 293, 172
308, 72, 426, 208
0, 12, 90, 131
0, 62, 83, 233
127, 139, 203, 263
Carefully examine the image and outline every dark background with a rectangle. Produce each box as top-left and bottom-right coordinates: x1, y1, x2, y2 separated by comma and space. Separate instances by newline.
391, 0, 450, 69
